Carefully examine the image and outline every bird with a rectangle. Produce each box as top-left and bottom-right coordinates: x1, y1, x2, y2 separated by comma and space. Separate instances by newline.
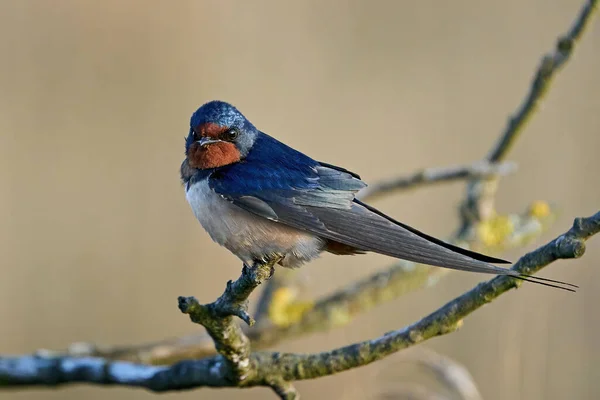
180, 100, 575, 291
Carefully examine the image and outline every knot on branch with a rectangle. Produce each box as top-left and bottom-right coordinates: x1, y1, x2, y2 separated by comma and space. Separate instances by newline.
556, 235, 586, 259
178, 296, 209, 324
572, 214, 600, 239
557, 36, 574, 54
439, 319, 464, 335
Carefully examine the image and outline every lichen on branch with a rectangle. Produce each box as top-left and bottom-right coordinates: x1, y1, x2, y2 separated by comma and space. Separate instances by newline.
1, 212, 598, 396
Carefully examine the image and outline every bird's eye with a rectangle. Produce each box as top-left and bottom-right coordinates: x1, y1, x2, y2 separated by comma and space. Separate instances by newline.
221, 128, 239, 141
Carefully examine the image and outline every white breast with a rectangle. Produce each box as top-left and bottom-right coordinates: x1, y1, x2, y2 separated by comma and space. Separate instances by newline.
185, 179, 238, 245
185, 179, 323, 267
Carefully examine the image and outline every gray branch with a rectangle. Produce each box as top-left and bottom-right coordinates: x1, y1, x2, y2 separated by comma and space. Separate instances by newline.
461, 0, 598, 229
2, 212, 598, 394
176, 258, 293, 395
486, 0, 598, 164
356, 160, 516, 201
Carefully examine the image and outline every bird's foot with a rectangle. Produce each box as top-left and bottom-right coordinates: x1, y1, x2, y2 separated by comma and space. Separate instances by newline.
246, 255, 281, 280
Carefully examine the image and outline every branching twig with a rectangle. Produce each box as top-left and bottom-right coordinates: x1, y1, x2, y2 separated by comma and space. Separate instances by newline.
486, 0, 597, 164
177, 258, 284, 391
250, 212, 599, 382
461, 0, 597, 230
2, 212, 598, 394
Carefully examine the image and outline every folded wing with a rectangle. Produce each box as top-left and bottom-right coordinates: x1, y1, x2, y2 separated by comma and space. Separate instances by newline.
210, 134, 575, 290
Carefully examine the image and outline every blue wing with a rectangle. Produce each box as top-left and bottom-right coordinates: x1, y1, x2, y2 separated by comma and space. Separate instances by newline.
210, 132, 515, 266
207, 132, 576, 290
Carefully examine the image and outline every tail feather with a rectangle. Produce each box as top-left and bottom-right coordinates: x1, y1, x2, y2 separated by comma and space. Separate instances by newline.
354, 199, 511, 264
516, 275, 578, 292
314, 199, 578, 292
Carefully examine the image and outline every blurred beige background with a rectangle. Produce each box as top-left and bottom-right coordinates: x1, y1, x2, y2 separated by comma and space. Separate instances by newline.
1, 1, 599, 399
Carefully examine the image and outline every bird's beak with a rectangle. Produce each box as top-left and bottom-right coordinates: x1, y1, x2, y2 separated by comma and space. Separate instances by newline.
197, 137, 222, 147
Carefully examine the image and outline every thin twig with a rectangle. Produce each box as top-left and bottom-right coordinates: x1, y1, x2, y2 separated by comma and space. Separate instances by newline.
177, 259, 278, 384
486, 0, 598, 163
356, 161, 516, 201
461, 0, 597, 230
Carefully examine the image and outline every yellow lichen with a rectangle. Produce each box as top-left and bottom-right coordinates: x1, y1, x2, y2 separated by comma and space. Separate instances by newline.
529, 200, 551, 218
327, 307, 352, 327
477, 214, 515, 247
268, 287, 314, 327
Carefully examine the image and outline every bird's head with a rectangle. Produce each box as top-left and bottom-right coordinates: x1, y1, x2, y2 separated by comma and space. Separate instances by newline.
185, 101, 258, 170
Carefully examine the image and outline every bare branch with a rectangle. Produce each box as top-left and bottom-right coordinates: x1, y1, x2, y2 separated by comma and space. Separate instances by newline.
177, 258, 278, 384
486, 0, 598, 163
461, 0, 598, 230
251, 212, 599, 382
356, 161, 516, 201
2, 212, 597, 393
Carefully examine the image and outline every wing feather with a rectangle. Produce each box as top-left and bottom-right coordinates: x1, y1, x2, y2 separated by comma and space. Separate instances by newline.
208, 134, 575, 289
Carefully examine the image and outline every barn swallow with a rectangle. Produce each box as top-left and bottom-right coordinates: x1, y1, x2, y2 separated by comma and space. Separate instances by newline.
180, 100, 575, 291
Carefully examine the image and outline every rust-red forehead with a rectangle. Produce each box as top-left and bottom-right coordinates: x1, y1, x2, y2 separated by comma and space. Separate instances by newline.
195, 122, 227, 139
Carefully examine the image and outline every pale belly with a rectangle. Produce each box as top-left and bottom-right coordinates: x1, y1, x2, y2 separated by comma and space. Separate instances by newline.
185, 179, 324, 267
